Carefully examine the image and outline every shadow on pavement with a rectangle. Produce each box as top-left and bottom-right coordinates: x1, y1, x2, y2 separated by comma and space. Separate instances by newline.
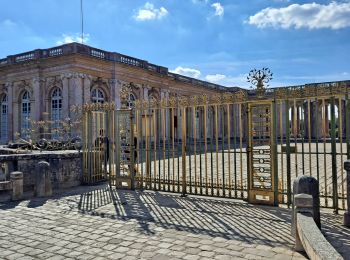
322, 212, 350, 259
75, 185, 297, 248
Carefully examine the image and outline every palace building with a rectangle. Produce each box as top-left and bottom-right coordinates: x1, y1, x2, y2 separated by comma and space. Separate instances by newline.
0, 43, 230, 144
0, 42, 349, 145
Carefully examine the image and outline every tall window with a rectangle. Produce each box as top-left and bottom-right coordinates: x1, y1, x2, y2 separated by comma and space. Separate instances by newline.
21, 91, 31, 138
91, 88, 105, 103
127, 93, 136, 108
0, 94, 8, 143
51, 88, 62, 139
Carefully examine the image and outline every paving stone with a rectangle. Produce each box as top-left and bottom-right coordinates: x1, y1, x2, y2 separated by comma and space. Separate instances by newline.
151, 254, 169, 260
0, 185, 314, 260
183, 254, 200, 260
6, 253, 26, 260
114, 246, 130, 253
126, 249, 141, 256
215, 255, 238, 260
244, 254, 263, 259
242, 248, 276, 258
17, 256, 35, 260
140, 251, 157, 258
184, 247, 202, 255
272, 253, 293, 260
106, 253, 126, 259
199, 250, 216, 257
158, 242, 173, 249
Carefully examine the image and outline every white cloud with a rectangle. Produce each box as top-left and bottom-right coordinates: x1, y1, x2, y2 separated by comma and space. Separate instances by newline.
205, 74, 226, 82
211, 3, 224, 17
248, 2, 350, 30
209, 74, 248, 87
1, 19, 16, 28
134, 2, 168, 21
56, 33, 90, 45
170, 66, 201, 78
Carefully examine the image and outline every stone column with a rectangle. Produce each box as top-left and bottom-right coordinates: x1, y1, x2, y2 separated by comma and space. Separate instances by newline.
281, 101, 287, 139
316, 100, 323, 139
325, 102, 330, 137
310, 101, 316, 139
10, 171, 23, 201
303, 102, 308, 139
341, 99, 346, 140
344, 160, 350, 227
165, 91, 170, 141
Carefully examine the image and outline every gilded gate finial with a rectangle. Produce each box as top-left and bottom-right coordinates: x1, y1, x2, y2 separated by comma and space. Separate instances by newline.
247, 68, 273, 98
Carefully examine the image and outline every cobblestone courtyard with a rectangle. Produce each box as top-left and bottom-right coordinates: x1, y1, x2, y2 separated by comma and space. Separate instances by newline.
0, 184, 349, 260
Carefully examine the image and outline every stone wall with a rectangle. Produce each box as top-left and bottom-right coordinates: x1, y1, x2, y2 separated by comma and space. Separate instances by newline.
0, 150, 82, 192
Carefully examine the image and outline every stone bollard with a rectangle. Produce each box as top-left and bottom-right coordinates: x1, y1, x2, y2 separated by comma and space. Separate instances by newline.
35, 161, 52, 197
344, 160, 350, 227
10, 171, 23, 201
293, 175, 321, 229
293, 194, 313, 252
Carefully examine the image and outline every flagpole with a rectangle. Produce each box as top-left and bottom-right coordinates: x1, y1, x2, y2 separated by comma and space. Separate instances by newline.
81, 0, 84, 44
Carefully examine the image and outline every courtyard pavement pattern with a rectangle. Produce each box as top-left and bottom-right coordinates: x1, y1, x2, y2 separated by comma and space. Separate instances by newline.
0, 184, 349, 260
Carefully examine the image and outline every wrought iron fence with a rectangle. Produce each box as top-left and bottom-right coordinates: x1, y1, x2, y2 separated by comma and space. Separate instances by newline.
81, 81, 350, 211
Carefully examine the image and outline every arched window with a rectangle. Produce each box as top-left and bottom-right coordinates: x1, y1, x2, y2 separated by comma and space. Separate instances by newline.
21, 91, 31, 138
127, 93, 136, 108
51, 88, 62, 139
0, 94, 8, 143
91, 88, 105, 103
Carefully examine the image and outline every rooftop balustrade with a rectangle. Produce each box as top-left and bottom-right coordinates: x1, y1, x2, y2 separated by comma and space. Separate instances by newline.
0, 42, 229, 91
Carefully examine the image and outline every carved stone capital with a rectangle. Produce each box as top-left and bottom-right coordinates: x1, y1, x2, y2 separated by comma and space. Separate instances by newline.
0, 84, 8, 93
5, 81, 13, 89
70, 72, 91, 79
46, 76, 63, 88
60, 73, 73, 80
109, 79, 117, 85
91, 77, 107, 89
32, 77, 45, 85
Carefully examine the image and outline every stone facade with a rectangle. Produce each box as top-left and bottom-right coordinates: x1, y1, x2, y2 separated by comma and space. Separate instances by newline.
0, 43, 228, 143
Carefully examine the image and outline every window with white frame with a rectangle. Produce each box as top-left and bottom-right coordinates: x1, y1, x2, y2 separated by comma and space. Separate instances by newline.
0, 94, 8, 143
21, 91, 31, 138
91, 88, 105, 103
127, 93, 136, 108
51, 88, 62, 139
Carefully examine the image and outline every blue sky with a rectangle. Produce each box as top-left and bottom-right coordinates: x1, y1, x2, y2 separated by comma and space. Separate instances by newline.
0, 0, 349, 88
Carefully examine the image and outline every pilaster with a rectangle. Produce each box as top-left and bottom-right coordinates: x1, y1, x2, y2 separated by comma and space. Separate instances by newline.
32, 77, 44, 121
60, 74, 71, 120
5, 82, 13, 141
112, 80, 121, 108
83, 75, 92, 104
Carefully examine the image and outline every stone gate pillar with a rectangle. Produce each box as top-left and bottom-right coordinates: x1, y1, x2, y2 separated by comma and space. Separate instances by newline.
35, 161, 52, 197
10, 171, 23, 201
